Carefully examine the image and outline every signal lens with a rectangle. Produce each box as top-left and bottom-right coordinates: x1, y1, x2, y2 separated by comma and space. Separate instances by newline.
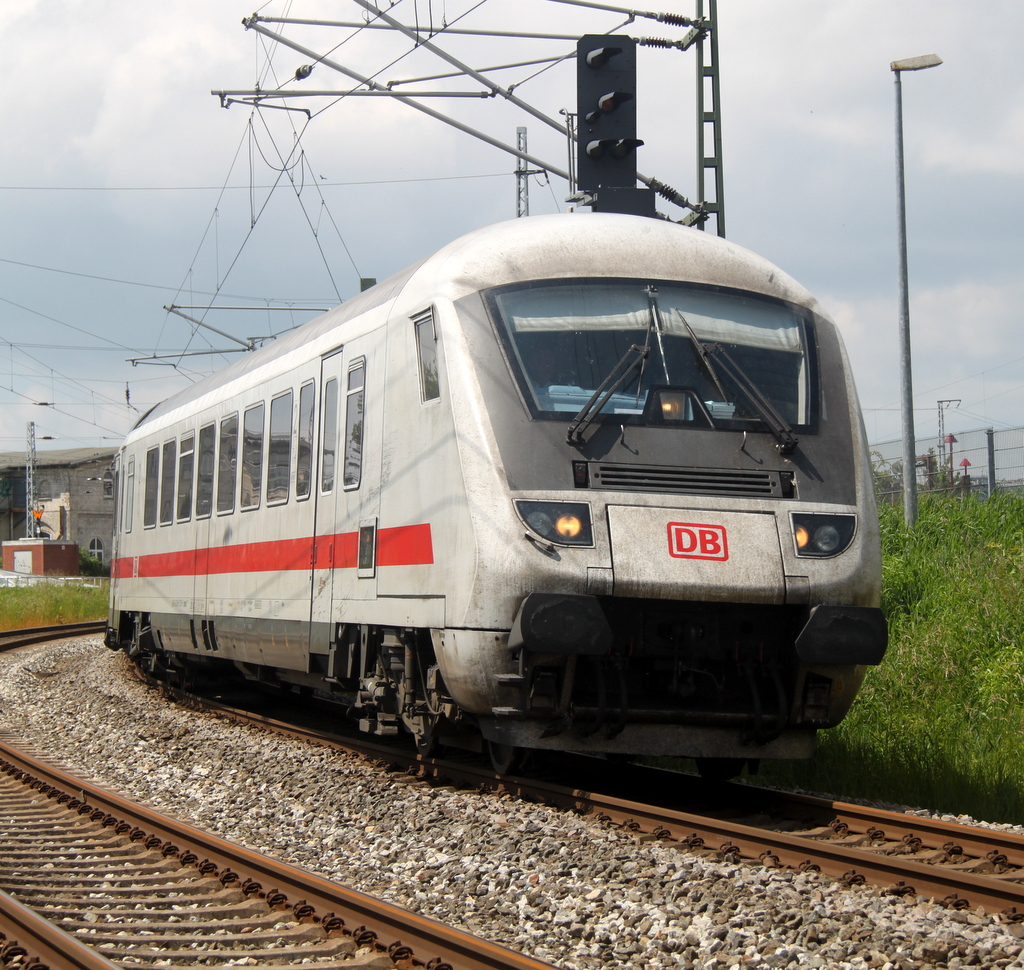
791, 513, 857, 558
516, 501, 593, 547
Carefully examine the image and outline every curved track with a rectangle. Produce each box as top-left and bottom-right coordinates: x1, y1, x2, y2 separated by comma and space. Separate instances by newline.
0, 735, 556, 970
0, 623, 558, 970
149, 672, 1024, 917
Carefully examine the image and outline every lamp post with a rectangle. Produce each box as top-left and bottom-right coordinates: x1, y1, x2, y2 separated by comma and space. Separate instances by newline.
892, 52, 942, 527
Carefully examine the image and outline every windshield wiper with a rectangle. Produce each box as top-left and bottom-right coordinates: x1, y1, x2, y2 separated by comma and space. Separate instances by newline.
671, 308, 730, 412
566, 293, 658, 444
566, 341, 650, 444
704, 342, 800, 455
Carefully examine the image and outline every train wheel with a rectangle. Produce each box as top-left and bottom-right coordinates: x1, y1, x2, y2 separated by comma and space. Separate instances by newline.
695, 757, 746, 783
488, 740, 524, 775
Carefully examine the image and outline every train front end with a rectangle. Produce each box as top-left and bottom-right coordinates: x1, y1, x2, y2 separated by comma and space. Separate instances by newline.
442, 214, 886, 768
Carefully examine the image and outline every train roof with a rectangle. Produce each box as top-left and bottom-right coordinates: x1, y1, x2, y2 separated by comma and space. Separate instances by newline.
135, 213, 821, 432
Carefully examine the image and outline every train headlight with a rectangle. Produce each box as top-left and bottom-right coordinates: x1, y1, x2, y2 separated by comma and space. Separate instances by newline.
791, 513, 856, 558
516, 501, 594, 546
556, 514, 583, 538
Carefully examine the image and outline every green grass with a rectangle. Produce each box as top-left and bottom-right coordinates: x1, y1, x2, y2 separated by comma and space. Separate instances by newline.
756, 492, 1024, 823
0, 582, 109, 630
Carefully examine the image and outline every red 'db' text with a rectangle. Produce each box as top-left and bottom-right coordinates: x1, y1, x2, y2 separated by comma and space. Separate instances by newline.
667, 522, 729, 561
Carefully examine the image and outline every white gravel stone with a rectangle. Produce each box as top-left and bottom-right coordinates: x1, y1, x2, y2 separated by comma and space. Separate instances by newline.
1, 638, 1023, 970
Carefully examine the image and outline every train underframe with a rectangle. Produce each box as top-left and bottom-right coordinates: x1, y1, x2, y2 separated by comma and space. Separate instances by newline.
108, 593, 882, 778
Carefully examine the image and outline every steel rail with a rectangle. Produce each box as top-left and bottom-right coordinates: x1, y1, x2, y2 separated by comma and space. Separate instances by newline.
148, 684, 1024, 915
0, 886, 122, 970
0, 738, 556, 970
0, 621, 105, 652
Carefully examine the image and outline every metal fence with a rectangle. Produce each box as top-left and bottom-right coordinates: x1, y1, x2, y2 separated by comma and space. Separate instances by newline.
870, 425, 1024, 503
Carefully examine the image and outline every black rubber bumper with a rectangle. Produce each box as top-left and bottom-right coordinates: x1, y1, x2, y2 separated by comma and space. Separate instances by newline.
794, 604, 888, 665
508, 593, 613, 656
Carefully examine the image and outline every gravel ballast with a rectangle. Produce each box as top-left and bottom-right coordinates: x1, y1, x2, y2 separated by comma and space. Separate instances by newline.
1, 638, 1022, 970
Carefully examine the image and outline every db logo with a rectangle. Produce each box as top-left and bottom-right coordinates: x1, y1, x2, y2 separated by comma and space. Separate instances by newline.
667, 522, 729, 561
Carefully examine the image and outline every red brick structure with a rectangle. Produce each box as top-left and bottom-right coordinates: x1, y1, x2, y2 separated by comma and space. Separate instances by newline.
2, 538, 80, 576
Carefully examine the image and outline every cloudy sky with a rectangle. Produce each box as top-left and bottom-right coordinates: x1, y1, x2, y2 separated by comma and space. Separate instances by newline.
1, 0, 1021, 455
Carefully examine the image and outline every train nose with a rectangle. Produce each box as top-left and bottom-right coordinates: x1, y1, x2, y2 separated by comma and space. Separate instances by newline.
606, 505, 785, 603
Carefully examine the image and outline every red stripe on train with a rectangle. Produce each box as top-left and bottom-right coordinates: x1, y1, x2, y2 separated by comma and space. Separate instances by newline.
111, 523, 432, 578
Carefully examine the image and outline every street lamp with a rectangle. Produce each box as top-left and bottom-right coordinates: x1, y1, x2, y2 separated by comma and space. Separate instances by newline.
892, 52, 942, 527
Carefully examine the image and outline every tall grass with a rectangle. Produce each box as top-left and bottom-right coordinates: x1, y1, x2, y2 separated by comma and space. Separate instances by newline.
758, 492, 1024, 823
0, 582, 109, 630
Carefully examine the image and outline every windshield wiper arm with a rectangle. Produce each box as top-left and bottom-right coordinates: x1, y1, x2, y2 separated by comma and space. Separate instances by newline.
705, 343, 800, 456
566, 342, 650, 444
671, 309, 730, 406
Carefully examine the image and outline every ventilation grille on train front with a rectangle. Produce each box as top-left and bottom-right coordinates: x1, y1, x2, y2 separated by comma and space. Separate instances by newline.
589, 462, 788, 498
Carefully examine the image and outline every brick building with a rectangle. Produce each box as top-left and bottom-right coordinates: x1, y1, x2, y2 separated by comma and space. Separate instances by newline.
0, 448, 117, 563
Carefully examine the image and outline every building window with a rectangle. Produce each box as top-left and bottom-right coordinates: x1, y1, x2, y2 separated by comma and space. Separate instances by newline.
89, 538, 104, 563
102, 470, 114, 499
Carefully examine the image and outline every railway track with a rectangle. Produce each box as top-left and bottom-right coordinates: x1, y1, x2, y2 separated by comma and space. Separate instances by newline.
151, 671, 1024, 919
5, 624, 1024, 968
0, 734, 557, 970
0, 621, 105, 652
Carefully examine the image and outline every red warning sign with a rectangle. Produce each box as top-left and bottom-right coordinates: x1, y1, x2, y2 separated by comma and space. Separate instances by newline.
667, 522, 729, 561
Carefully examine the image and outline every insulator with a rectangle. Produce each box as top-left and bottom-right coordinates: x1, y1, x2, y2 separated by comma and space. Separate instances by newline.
657, 12, 695, 26
639, 37, 674, 49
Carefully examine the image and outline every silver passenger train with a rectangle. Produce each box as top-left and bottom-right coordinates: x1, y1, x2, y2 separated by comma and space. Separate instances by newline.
107, 213, 887, 777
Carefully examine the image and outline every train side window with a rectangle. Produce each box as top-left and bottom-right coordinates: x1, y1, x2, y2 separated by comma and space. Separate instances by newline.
414, 309, 440, 402
343, 361, 365, 490
159, 440, 176, 525
124, 456, 135, 534
296, 381, 314, 501
267, 391, 292, 506
241, 403, 265, 511
196, 424, 216, 518
321, 378, 339, 493
217, 413, 238, 514
143, 447, 159, 528
177, 433, 195, 522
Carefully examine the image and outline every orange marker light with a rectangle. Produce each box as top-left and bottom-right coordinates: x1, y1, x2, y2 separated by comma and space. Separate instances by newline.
556, 515, 583, 538
794, 525, 810, 549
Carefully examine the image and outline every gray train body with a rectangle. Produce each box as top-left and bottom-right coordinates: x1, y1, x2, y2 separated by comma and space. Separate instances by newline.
107, 213, 886, 769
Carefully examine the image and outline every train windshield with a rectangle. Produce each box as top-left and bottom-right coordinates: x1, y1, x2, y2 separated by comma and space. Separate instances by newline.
488, 279, 817, 432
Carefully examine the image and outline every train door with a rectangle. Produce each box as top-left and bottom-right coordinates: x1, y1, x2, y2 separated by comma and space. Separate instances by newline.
310, 347, 345, 654
192, 419, 217, 652
309, 337, 384, 651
